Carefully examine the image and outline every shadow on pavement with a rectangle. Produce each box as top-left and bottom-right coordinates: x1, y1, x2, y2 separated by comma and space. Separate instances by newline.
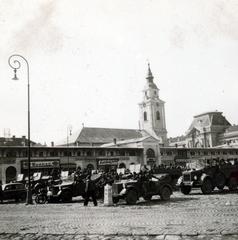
190, 189, 238, 196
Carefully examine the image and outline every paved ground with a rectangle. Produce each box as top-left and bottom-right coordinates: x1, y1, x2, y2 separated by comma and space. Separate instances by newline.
0, 190, 237, 239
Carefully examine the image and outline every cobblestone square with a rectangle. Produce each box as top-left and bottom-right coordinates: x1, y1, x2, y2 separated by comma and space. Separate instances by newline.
0, 190, 237, 239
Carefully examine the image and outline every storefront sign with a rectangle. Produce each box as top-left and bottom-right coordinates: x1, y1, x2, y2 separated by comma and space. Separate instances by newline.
97, 159, 119, 166
22, 160, 60, 169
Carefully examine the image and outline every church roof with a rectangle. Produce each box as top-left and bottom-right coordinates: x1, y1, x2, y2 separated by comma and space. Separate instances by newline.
76, 127, 145, 144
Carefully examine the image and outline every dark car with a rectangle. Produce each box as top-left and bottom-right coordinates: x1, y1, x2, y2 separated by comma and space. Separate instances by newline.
180, 159, 238, 194
47, 173, 103, 203
1, 183, 26, 202
112, 173, 173, 205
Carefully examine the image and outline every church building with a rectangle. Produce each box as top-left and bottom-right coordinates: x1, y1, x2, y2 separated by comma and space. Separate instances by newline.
59, 64, 168, 167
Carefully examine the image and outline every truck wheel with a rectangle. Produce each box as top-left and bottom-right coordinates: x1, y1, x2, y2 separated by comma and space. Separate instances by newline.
125, 189, 137, 205
228, 178, 237, 191
160, 186, 172, 201
112, 197, 119, 204
201, 178, 213, 194
35, 194, 47, 204
215, 173, 226, 190
181, 185, 191, 195
61, 191, 72, 203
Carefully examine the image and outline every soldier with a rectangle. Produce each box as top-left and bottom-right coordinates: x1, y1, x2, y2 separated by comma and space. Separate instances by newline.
0, 181, 3, 203
84, 174, 97, 206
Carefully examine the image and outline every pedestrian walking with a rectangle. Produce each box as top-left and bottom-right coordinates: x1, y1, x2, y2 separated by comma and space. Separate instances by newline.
84, 174, 97, 206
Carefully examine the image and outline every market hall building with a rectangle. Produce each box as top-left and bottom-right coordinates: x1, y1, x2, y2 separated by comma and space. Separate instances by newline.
0, 64, 166, 184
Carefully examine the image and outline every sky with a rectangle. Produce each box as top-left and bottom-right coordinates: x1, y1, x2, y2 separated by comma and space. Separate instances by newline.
0, 0, 237, 145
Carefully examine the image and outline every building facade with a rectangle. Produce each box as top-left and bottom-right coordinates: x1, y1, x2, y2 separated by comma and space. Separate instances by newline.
0, 146, 144, 184
169, 111, 238, 148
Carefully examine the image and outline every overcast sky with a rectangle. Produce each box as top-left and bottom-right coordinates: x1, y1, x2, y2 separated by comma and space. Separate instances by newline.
0, 0, 237, 145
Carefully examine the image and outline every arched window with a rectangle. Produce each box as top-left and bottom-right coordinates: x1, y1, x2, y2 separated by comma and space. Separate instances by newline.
156, 111, 160, 120
146, 148, 155, 158
86, 164, 94, 170
119, 163, 126, 169
6, 166, 17, 183
144, 111, 147, 121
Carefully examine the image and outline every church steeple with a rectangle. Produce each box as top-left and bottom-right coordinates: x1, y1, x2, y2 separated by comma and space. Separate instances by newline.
146, 63, 154, 83
139, 63, 167, 145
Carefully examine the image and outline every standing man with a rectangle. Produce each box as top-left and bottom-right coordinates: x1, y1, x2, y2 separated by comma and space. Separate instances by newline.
84, 173, 97, 206
0, 181, 3, 203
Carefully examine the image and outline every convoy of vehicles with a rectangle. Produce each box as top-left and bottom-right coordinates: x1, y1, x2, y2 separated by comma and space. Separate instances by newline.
179, 159, 238, 194
2, 159, 237, 204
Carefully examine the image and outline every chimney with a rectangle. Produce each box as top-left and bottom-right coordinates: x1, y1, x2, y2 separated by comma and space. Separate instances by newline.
113, 138, 117, 145
51, 141, 54, 147
22, 136, 26, 146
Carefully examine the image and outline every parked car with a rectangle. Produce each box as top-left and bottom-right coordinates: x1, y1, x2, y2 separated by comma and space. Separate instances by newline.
0, 183, 26, 203
112, 173, 173, 205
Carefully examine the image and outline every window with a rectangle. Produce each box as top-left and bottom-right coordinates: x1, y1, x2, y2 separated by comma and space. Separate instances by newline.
156, 111, 160, 120
98, 150, 105, 156
146, 148, 155, 158
86, 150, 92, 156
190, 151, 195, 156
128, 150, 136, 156
119, 163, 126, 168
144, 111, 147, 121
77, 151, 81, 156
166, 151, 172, 156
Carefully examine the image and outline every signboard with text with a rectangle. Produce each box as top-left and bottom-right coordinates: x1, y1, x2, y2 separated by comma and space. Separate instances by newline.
97, 159, 119, 166
22, 160, 60, 169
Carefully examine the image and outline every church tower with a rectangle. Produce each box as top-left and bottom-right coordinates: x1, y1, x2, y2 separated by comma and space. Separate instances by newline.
139, 64, 167, 145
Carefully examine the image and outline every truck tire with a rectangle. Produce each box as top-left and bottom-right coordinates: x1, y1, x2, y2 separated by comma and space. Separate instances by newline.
35, 194, 47, 204
215, 172, 226, 190
61, 190, 72, 203
201, 178, 213, 194
228, 178, 237, 191
181, 185, 191, 195
160, 186, 172, 201
125, 189, 137, 205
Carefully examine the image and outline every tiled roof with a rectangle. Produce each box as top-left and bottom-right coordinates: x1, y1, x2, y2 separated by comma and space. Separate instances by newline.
100, 136, 152, 147
76, 127, 145, 144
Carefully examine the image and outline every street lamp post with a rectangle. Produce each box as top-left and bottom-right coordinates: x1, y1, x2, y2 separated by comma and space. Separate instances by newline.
67, 125, 72, 173
8, 54, 33, 205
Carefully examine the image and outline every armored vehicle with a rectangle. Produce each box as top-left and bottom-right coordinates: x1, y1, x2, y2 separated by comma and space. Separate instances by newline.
180, 159, 238, 194
112, 173, 173, 205
47, 173, 103, 203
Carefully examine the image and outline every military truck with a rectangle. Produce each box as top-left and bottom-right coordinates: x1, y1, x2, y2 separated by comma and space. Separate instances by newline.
180, 159, 238, 194
112, 173, 173, 205
47, 173, 103, 203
